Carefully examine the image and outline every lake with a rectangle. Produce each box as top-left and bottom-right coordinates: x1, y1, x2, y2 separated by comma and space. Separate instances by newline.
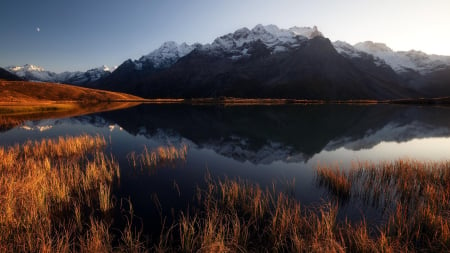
2, 103, 450, 236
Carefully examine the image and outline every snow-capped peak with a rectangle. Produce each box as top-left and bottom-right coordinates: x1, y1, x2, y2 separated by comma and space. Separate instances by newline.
250, 24, 323, 40
350, 41, 450, 74
333, 40, 365, 58
131, 24, 324, 68
85, 65, 111, 75
210, 24, 322, 56
8, 64, 45, 72
6, 64, 55, 82
97, 65, 111, 72
354, 41, 393, 53
139, 41, 197, 68
337, 41, 419, 72
289, 26, 323, 39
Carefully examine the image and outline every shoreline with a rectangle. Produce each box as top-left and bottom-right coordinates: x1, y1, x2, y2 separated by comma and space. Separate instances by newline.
1, 96, 450, 114
136, 97, 450, 106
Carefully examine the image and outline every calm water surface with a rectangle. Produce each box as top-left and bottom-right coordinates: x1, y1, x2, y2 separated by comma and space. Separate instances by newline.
2, 104, 450, 231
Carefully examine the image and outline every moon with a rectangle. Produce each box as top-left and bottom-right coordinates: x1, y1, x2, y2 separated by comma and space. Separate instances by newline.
36, 27, 40, 32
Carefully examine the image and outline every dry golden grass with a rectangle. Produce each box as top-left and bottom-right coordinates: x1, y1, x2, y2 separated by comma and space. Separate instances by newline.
152, 159, 450, 252
317, 164, 352, 200
0, 102, 142, 128
0, 80, 142, 103
128, 144, 188, 173
0, 116, 23, 130
3, 132, 448, 252
141, 97, 381, 105
0, 134, 145, 252
316, 159, 450, 252
0, 80, 143, 125
154, 175, 396, 252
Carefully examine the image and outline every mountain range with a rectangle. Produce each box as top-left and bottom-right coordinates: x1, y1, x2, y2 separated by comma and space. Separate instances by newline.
5, 24, 450, 99
4, 64, 111, 86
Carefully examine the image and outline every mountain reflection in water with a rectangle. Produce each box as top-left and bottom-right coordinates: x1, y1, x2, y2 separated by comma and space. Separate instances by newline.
2, 104, 450, 164
95, 104, 450, 163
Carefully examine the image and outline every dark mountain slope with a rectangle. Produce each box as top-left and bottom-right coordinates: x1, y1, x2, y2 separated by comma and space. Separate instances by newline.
99, 37, 411, 99
0, 67, 23, 81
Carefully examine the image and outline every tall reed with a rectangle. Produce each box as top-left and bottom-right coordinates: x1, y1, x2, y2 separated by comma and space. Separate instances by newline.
0, 116, 23, 130
0, 134, 144, 252
155, 175, 396, 252
152, 159, 450, 252
316, 159, 450, 252
128, 143, 188, 173
3, 133, 448, 252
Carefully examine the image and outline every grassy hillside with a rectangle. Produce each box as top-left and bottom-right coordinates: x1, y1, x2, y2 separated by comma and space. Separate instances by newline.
0, 80, 141, 103
0, 80, 143, 127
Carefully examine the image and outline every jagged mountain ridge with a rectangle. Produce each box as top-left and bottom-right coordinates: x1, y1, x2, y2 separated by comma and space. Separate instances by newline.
6, 64, 112, 86
97, 25, 414, 99
97, 24, 450, 99
109, 25, 324, 74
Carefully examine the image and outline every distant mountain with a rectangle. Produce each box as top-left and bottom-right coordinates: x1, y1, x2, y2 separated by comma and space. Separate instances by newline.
98, 25, 417, 99
334, 41, 450, 97
0, 67, 22, 81
5, 64, 111, 86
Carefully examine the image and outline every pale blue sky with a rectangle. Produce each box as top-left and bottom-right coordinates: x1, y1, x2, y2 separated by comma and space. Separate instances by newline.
1, 0, 449, 72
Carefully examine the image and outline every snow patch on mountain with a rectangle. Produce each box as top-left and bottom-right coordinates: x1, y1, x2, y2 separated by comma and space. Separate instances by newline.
353, 41, 450, 74
333, 41, 365, 58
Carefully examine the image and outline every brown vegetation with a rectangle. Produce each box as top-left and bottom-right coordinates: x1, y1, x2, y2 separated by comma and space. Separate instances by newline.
151, 159, 450, 252
153, 159, 450, 251
0, 116, 24, 131
0, 101, 140, 124
0, 80, 143, 124
0, 80, 142, 103
155, 175, 400, 252
135, 96, 450, 106
316, 159, 450, 252
142, 97, 378, 105
0, 135, 144, 252
128, 144, 188, 173
317, 165, 352, 200
2, 133, 449, 252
